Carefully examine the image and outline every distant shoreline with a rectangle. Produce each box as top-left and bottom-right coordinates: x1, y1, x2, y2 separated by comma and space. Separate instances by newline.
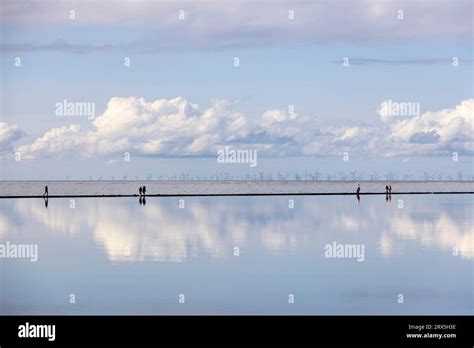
2, 192, 474, 199
1, 181, 472, 198
0, 179, 474, 183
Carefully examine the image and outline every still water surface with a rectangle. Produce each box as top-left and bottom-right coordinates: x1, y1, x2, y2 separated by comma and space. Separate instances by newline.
0, 194, 472, 314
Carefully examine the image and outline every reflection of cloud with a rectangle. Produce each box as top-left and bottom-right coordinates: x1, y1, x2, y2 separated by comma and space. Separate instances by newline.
385, 212, 474, 259
3, 194, 473, 262
391, 216, 418, 240
8, 198, 262, 262
378, 233, 394, 257
83, 201, 246, 262
14, 199, 87, 235
0, 211, 15, 237
339, 216, 360, 232
261, 225, 297, 252
341, 58, 474, 66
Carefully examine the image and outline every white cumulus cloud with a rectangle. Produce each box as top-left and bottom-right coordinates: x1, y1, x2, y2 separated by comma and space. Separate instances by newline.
379, 98, 474, 156
0, 122, 24, 154
14, 97, 474, 160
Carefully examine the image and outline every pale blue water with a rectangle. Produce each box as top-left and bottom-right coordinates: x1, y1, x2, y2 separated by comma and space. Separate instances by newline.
0, 193, 472, 314
0, 180, 473, 196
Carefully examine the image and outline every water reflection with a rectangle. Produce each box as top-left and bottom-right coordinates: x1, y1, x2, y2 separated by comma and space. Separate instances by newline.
1, 195, 472, 262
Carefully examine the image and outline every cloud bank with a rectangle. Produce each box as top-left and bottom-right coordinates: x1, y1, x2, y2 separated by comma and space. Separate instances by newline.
1, 0, 472, 54
9, 97, 473, 160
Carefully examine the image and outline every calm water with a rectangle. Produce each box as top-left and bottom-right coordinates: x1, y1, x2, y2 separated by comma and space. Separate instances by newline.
0, 194, 472, 314
0, 180, 473, 196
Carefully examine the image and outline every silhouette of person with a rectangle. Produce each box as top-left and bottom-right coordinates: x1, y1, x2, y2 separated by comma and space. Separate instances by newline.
355, 184, 361, 203
43, 185, 48, 198
385, 185, 389, 194
389, 185, 392, 194
139, 186, 143, 196
142, 186, 146, 196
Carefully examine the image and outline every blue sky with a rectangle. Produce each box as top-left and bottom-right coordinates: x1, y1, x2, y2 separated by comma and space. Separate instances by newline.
0, 0, 473, 180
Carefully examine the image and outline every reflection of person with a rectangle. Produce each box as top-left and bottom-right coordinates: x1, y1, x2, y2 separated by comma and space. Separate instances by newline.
43, 185, 48, 198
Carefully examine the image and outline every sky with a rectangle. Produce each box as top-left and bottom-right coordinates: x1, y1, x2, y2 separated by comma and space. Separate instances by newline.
0, 0, 473, 180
